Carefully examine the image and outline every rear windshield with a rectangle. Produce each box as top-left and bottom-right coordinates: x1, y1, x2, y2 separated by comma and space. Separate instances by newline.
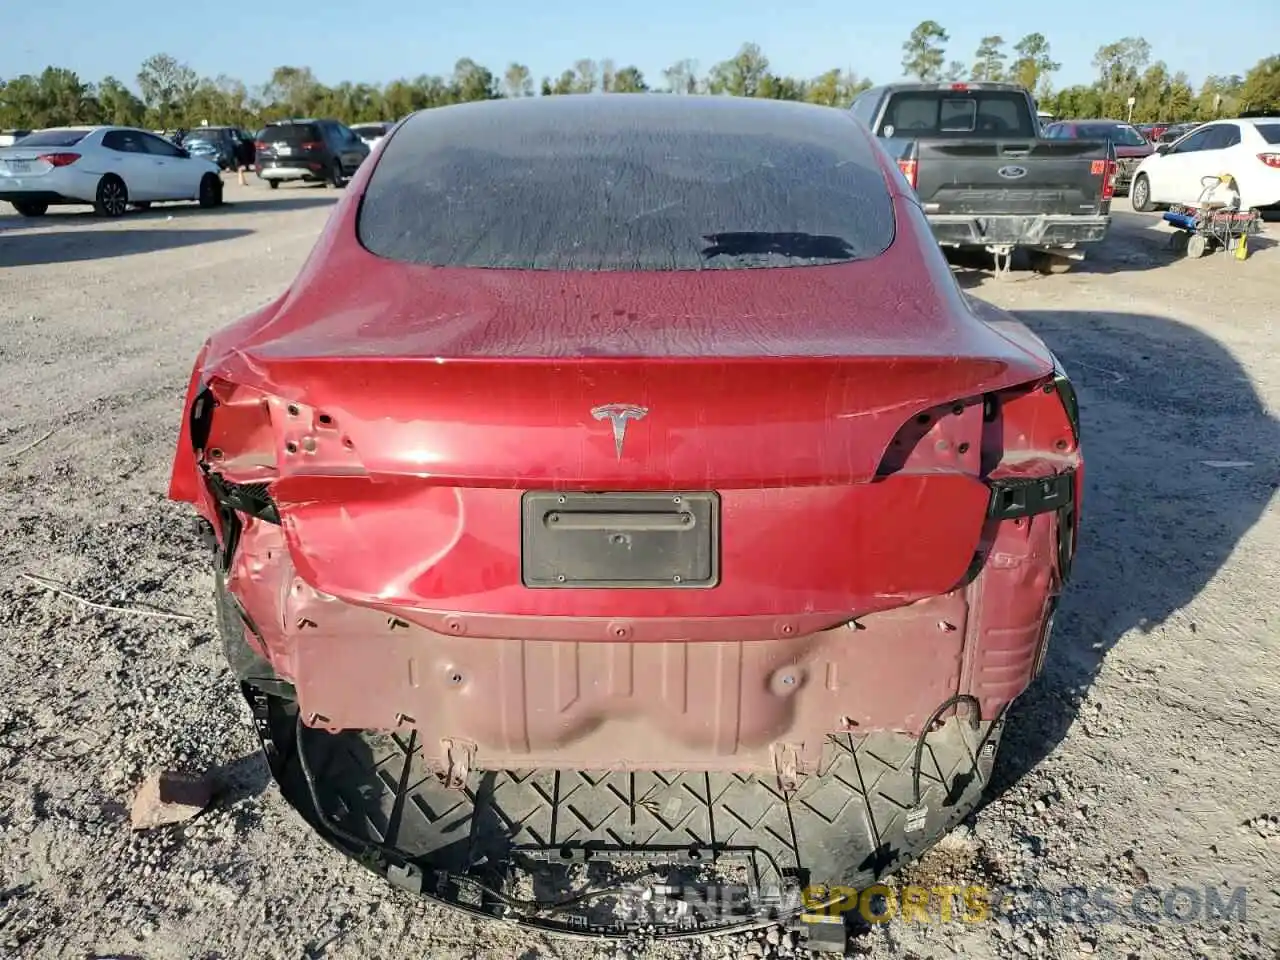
351, 125, 385, 137
261, 123, 320, 143
358, 97, 895, 271
879, 91, 1037, 138
16, 129, 90, 147
1255, 123, 1280, 145
1073, 123, 1147, 145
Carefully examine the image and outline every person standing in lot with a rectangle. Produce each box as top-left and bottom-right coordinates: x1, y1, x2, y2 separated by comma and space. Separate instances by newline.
233, 133, 253, 187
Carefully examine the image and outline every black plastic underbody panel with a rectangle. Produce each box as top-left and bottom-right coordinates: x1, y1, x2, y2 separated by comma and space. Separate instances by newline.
243, 686, 1002, 943
521, 491, 720, 588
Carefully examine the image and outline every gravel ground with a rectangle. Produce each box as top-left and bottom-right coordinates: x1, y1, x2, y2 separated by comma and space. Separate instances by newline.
0, 182, 1277, 960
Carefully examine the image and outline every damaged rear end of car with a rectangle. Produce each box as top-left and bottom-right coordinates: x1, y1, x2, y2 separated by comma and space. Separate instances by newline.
168, 95, 1082, 949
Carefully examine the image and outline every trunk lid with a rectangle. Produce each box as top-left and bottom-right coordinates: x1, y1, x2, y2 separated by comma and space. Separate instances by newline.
907, 139, 1112, 215
195, 255, 1061, 620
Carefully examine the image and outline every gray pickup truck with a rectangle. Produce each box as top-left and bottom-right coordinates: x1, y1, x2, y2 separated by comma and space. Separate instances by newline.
850, 81, 1117, 272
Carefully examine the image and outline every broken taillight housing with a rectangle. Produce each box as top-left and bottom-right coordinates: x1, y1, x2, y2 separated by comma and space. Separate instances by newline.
897, 158, 918, 189
1258, 153, 1280, 169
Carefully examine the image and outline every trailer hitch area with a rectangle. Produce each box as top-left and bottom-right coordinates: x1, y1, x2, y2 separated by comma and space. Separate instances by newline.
1026, 244, 1085, 262
985, 244, 1015, 277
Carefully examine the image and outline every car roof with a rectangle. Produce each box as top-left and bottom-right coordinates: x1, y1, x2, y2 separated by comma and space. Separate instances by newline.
393, 94, 874, 154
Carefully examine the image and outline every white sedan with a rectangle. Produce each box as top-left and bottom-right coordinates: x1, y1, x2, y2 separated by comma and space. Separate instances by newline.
1130, 117, 1280, 212
0, 126, 225, 218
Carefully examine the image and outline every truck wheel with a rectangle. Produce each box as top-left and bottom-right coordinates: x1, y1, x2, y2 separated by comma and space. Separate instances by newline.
1131, 174, 1155, 213
1029, 251, 1076, 275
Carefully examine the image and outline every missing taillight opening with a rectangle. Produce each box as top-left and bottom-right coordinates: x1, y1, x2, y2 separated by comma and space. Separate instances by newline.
38, 153, 80, 167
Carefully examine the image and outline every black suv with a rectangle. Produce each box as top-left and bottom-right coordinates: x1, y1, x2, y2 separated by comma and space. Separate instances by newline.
253, 119, 370, 189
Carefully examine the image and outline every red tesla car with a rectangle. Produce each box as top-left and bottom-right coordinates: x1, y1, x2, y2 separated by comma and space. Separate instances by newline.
169, 94, 1082, 948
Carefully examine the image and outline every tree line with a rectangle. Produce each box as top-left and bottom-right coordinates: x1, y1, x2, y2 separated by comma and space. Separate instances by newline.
1, 30, 1277, 132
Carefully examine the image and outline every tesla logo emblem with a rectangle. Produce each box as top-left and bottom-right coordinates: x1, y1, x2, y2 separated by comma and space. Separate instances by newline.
997, 165, 1028, 180
591, 403, 648, 459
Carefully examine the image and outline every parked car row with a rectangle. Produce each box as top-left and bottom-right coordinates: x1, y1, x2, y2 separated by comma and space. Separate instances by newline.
0, 116, 401, 216
0, 125, 225, 217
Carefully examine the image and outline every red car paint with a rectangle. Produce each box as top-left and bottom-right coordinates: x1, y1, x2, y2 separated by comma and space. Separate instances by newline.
170, 105, 1082, 778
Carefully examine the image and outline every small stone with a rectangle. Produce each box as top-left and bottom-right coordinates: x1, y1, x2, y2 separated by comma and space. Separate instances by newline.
130, 770, 212, 830
765, 928, 781, 946
745, 941, 765, 957
1079, 940, 1096, 954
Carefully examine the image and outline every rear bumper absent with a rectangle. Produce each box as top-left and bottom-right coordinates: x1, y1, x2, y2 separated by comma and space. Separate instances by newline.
243, 682, 1004, 943
220, 486, 1068, 778
927, 213, 1111, 247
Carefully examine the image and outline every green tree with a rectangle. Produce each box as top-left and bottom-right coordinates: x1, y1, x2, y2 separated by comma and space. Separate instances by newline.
1194, 74, 1244, 119
707, 43, 770, 97
610, 66, 649, 93
571, 59, 599, 94
0, 43, 1266, 133
661, 59, 700, 94
502, 63, 533, 98
451, 58, 498, 102
971, 36, 1006, 81
96, 76, 146, 126
1166, 72, 1196, 120
136, 53, 198, 127
901, 21, 949, 81
261, 66, 323, 118
1240, 55, 1280, 113
1010, 33, 1060, 96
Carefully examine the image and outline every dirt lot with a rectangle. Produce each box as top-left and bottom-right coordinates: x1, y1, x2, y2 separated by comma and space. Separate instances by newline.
0, 184, 1277, 960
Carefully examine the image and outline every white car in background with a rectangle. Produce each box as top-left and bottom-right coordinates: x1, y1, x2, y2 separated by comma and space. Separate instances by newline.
1130, 117, 1280, 212
350, 122, 393, 148
0, 126, 225, 218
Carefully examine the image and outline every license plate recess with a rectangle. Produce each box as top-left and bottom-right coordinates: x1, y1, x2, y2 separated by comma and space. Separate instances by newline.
521, 491, 719, 588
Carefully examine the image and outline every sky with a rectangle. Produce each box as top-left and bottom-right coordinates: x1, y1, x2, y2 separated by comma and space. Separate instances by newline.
5, 0, 1278, 95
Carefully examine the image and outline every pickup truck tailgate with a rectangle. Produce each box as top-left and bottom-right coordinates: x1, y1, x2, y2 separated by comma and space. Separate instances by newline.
912, 140, 1111, 216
